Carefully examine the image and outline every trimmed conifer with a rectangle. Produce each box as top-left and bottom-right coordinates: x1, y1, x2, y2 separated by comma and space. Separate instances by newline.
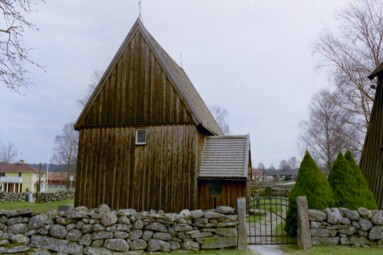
328, 151, 373, 209
344, 150, 377, 209
285, 151, 334, 236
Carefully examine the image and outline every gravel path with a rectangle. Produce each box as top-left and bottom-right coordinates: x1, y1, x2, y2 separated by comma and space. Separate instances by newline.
248, 245, 287, 255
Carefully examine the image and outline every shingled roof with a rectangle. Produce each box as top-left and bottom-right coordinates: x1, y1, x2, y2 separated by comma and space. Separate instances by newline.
199, 135, 250, 179
75, 18, 223, 136
0, 163, 39, 173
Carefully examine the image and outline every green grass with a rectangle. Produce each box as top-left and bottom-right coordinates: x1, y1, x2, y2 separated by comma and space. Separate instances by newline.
281, 245, 383, 255
246, 215, 265, 223
249, 198, 283, 213
160, 249, 250, 255
0, 199, 74, 213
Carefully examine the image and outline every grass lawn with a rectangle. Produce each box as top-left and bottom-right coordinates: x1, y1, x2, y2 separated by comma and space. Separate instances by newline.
0, 199, 74, 213
281, 245, 383, 255
249, 197, 283, 213
161, 249, 250, 255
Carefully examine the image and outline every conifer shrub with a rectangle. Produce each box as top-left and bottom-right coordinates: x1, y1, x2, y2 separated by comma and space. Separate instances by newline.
328, 152, 355, 208
328, 151, 377, 210
285, 151, 334, 236
344, 150, 377, 209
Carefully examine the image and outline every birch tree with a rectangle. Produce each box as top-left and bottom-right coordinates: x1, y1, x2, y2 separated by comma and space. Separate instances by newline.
0, 0, 44, 91
52, 123, 78, 190
299, 89, 360, 171
314, 0, 383, 146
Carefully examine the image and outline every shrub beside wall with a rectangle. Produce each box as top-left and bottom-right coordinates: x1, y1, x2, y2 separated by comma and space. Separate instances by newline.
285, 151, 334, 236
308, 207, 383, 247
0, 204, 238, 254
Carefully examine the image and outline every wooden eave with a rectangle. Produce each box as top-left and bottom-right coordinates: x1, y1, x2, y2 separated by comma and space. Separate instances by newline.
368, 62, 383, 80
75, 18, 223, 136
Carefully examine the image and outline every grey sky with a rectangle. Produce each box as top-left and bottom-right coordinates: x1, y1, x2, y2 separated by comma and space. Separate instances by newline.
0, 0, 349, 166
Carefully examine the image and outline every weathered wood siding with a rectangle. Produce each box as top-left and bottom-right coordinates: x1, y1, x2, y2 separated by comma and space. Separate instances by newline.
77, 31, 194, 128
197, 180, 248, 209
360, 73, 383, 209
75, 125, 198, 212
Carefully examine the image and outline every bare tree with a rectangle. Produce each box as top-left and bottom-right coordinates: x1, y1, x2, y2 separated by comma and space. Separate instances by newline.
279, 160, 291, 171
0, 142, 18, 163
78, 70, 104, 107
211, 105, 230, 135
299, 89, 361, 171
314, 0, 383, 142
287, 156, 299, 169
0, 0, 44, 92
52, 123, 79, 190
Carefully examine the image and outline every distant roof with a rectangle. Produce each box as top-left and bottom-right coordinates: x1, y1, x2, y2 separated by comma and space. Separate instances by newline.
48, 172, 67, 182
199, 135, 250, 179
368, 62, 383, 80
263, 168, 298, 176
75, 18, 223, 136
0, 163, 39, 173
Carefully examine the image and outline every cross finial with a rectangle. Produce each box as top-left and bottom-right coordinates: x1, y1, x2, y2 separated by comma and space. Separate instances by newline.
138, 1, 143, 21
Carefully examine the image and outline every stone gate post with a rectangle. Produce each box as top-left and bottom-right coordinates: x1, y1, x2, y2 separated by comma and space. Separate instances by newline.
237, 197, 247, 250
296, 196, 312, 249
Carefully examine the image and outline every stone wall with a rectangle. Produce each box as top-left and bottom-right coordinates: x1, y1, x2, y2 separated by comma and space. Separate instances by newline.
0, 191, 27, 202
308, 207, 383, 247
37, 191, 74, 202
0, 191, 74, 203
0, 204, 239, 254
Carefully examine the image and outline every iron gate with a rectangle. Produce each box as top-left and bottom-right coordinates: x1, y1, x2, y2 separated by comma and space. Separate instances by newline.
247, 196, 296, 245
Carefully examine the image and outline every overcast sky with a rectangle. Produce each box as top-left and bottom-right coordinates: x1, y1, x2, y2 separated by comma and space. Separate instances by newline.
0, 0, 350, 167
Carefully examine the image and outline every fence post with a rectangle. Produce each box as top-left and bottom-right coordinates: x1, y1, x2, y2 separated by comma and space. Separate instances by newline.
296, 196, 312, 249
237, 197, 247, 250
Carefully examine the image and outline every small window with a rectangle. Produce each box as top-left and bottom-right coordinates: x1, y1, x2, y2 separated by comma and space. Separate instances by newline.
0, 173, 5, 177
18, 172, 22, 177
208, 180, 220, 196
136, 129, 147, 145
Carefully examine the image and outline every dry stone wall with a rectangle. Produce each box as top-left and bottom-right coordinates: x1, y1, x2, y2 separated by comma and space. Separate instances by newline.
0, 191, 74, 202
308, 207, 383, 247
37, 191, 74, 202
0, 204, 238, 254
0, 191, 27, 202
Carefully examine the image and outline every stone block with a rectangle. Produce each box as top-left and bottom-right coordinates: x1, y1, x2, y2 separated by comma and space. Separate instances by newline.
311, 237, 339, 245
181, 240, 200, 251
371, 211, 383, 225
358, 208, 372, 219
30, 235, 83, 254
104, 238, 129, 252
327, 208, 342, 225
216, 227, 237, 237
369, 226, 383, 240
340, 208, 359, 220
201, 236, 237, 249
130, 239, 147, 250
308, 209, 326, 222
359, 218, 373, 231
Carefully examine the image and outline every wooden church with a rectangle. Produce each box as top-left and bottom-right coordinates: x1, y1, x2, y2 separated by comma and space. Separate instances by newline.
74, 18, 252, 212
360, 63, 383, 209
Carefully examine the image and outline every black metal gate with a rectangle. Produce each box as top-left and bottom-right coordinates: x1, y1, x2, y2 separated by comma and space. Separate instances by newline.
247, 196, 296, 245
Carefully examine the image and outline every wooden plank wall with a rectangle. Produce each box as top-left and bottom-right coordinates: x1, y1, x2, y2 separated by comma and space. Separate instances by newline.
197, 180, 248, 209
360, 74, 383, 209
75, 125, 198, 212
78, 31, 193, 128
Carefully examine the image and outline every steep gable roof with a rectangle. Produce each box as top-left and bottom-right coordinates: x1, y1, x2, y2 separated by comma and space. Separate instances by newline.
199, 135, 251, 179
369, 62, 383, 80
75, 18, 223, 136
